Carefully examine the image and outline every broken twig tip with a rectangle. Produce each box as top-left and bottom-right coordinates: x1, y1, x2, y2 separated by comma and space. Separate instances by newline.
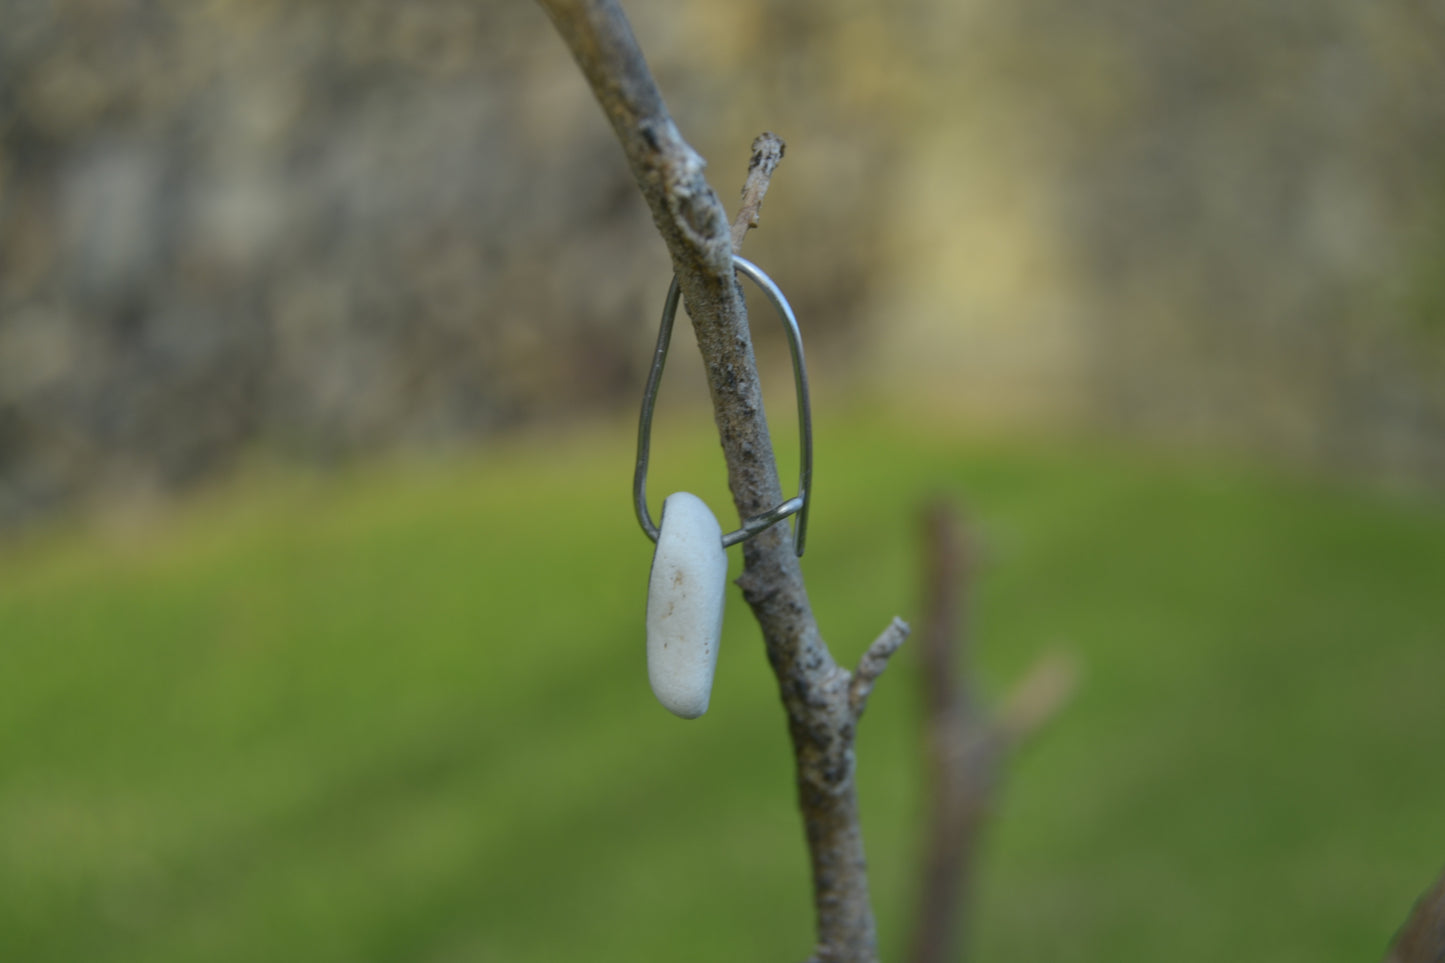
732, 132, 788, 253
849, 617, 911, 719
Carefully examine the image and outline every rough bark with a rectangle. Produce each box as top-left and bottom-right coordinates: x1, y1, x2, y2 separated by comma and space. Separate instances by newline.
535, 3, 905, 961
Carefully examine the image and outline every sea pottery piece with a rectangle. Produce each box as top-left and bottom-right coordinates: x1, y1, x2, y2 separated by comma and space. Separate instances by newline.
646, 492, 728, 719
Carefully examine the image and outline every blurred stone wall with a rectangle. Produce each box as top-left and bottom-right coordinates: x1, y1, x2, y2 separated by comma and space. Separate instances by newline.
872, 0, 1445, 480
1037, 0, 1445, 478
0, 0, 650, 523
0, 0, 900, 527
2, 0, 1443, 528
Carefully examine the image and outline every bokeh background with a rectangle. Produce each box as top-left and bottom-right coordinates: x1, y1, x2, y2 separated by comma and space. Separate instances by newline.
2, 1, 1443, 961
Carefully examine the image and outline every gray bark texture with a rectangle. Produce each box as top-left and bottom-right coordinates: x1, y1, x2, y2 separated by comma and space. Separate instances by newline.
534, 2, 907, 961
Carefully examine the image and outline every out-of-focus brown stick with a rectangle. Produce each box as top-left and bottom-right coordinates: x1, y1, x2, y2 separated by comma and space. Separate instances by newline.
907, 501, 1077, 963
908, 501, 994, 963
1385, 867, 1445, 963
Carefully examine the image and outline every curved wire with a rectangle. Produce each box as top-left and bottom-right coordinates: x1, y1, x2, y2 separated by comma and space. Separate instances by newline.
634, 255, 812, 557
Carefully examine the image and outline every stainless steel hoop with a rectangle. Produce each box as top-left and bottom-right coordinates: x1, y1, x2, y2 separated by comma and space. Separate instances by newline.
633, 255, 813, 557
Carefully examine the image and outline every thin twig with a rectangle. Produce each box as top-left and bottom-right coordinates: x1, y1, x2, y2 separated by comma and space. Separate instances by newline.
850, 617, 911, 720
732, 132, 787, 252
535, 4, 897, 960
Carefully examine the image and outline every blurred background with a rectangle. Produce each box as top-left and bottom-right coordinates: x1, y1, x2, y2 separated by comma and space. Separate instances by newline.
2, 1, 1444, 961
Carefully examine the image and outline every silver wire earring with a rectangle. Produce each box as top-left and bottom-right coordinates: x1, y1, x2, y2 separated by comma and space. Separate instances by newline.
634, 256, 813, 718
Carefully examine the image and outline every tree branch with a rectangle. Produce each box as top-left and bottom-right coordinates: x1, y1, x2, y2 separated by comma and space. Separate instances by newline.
536, 3, 899, 960
907, 501, 1076, 963
908, 501, 993, 963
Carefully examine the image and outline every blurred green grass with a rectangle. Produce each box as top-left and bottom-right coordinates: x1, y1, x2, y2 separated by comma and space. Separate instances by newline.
1, 414, 1443, 963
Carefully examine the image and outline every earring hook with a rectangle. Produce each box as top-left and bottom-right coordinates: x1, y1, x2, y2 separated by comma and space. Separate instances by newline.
634, 255, 813, 557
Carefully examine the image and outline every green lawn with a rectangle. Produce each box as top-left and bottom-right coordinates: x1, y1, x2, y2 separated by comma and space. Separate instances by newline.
1, 414, 1442, 962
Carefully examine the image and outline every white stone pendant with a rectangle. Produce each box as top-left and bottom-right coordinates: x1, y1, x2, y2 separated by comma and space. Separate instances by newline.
646, 492, 727, 719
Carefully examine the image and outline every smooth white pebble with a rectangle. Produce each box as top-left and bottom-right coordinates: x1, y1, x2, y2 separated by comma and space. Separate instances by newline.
646, 492, 727, 719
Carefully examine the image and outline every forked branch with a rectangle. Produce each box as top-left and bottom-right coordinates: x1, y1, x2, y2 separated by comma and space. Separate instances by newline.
908, 501, 1077, 963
